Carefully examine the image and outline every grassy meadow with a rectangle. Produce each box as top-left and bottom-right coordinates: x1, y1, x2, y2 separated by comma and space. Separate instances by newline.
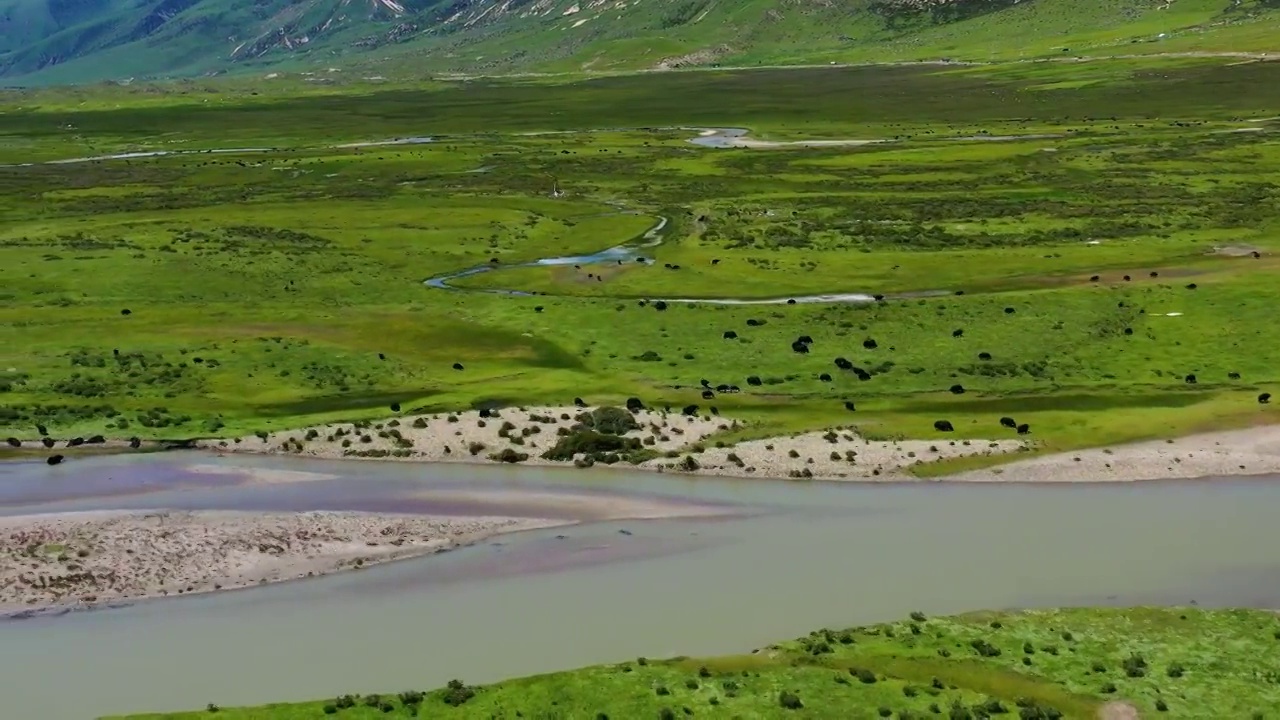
3, 58, 1279, 462
109, 607, 1280, 718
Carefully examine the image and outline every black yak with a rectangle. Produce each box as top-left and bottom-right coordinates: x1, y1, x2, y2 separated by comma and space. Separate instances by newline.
682, 404, 699, 416
42, 437, 55, 448
819, 373, 832, 382
1017, 423, 1031, 435
1184, 374, 1197, 384
573, 397, 587, 408
390, 402, 401, 412
933, 420, 954, 432
723, 330, 737, 339
626, 398, 645, 412
949, 384, 965, 395
792, 341, 810, 354
834, 357, 853, 370
47, 455, 64, 466
844, 401, 856, 411
746, 376, 763, 386
952, 329, 964, 338
1260, 393, 1272, 404
999, 417, 1017, 429
701, 390, 715, 400
978, 352, 992, 361
1186, 283, 1197, 290
452, 362, 464, 370
863, 338, 878, 350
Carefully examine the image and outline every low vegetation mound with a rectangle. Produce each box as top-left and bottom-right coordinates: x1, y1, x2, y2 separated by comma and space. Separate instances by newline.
110, 607, 1280, 719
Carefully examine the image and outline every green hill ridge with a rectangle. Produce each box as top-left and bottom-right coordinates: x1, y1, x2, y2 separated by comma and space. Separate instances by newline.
2, 0, 1277, 85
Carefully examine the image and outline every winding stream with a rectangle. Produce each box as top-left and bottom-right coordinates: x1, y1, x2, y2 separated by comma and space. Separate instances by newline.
4, 454, 1280, 719
421, 213, 882, 305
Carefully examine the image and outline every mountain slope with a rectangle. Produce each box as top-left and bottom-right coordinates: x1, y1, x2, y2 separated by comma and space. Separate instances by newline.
1, 0, 1277, 84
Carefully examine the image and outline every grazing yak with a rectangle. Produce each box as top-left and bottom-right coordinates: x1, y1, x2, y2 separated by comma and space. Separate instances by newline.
978, 352, 992, 361
746, 376, 763, 386
1228, 372, 1241, 380
452, 363, 465, 370
47, 455, 65, 466
949, 385, 965, 395
1260, 393, 1272, 405
952, 329, 964, 338
626, 397, 645, 412
863, 338, 878, 350
999, 417, 1017, 429
792, 340, 810, 354
682, 405, 699, 416
42, 437, 56, 448
819, 373, 832, 382
844, 401, 857, 411
701, 390, 715, 400
723, 330, 738, 339
834, 357, 853, 370
933, 420, 954, 432
1017, 423, 1031, 435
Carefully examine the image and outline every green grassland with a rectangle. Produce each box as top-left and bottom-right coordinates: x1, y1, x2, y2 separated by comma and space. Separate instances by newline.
108, 607, 1280, 718
3, 59, 1279, 461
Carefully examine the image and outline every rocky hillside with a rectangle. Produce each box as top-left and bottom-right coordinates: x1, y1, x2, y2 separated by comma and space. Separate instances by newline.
0, 0, 1275, 84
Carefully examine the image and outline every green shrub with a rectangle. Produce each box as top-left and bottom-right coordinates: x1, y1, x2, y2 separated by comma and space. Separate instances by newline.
541, 430, 641, 461
778, 691, 803, 710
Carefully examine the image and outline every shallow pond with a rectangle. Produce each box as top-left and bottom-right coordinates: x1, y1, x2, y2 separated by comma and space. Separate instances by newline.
1, 453, 1278, 719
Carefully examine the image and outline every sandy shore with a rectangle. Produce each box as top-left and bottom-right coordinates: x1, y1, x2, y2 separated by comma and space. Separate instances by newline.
197, 406, 1025, 481
0, 510, 564, 618
948, 426, 1280, 483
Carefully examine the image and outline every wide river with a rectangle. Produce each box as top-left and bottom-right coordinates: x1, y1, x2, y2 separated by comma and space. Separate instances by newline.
2, 453, 1278, 719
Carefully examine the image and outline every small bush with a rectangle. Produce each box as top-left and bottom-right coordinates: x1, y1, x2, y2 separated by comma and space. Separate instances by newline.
1155, 699, 1169, 712
441, 679, 475, 707
1167, 663, 1185, 678
1122, 654, 1148, 678
778, 691, 803, 710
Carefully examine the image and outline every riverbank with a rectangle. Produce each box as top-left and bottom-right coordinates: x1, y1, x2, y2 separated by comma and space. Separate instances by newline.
194, 406, 1026, 481
192, 406, 1280, 484
107, 607, 1280, 719
948, 425, 1280, 483
0, 510, 565, 618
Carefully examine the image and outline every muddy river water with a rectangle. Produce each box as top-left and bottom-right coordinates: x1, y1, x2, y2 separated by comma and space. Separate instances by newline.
0, 453, 1277, 718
